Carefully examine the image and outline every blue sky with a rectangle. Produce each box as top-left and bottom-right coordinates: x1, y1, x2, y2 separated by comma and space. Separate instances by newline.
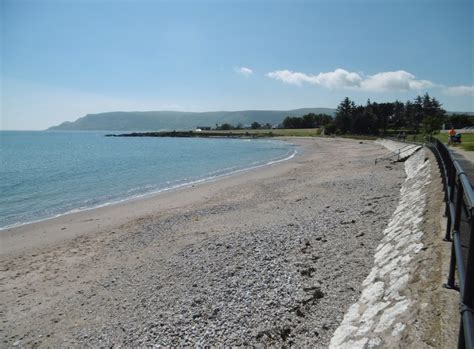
1, 0, 473, 130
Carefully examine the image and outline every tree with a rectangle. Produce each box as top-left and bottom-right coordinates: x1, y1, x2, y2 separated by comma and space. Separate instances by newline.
421, 93, 445, 135
251, 122, 261, 129
282, 113, 333, 129
283, 116, 303, 129
447, 114, 474, 129
391, 100, 406, 130
335, 97, 355, 133
220, 123, 233, 130
301, 113, 316, 128
347, 102, 378, 135
405, 100, 416, 131
422, 115, 443, 135
412, 95, 424, 133
331, 94, 447, 135
427, 95, 446, 119
317, 114, 333, 127
369, 102, 393, 134
324, 122, 337, 134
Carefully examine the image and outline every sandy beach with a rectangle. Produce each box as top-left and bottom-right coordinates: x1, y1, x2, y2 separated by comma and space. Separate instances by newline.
1, 137, 408, 347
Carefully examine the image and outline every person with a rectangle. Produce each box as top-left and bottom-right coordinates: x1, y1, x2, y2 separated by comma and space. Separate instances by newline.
448, 127, 457, 144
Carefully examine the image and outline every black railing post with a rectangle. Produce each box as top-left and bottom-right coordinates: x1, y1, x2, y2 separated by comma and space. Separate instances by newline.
464, 209, 474, 294
446, 177, 464, 288
446, 242, 457, 289
450, 163, 456, 202
459, 209, 474, 349
458, 324, 465, 349
446, 207, 453, 241
454, 178, 464, 233
464, 208, 474, 312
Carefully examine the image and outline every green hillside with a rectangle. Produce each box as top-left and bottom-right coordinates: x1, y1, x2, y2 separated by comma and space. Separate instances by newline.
47, 108, 335, 131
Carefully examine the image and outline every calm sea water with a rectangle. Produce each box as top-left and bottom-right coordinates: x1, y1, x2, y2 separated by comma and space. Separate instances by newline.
0, 131, 297, 229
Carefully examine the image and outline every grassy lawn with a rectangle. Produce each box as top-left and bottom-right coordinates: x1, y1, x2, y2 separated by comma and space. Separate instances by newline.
192, 129, 474, 151
206, 128, 322, 137
433, 133, 474, 151
399, 133, 474, 151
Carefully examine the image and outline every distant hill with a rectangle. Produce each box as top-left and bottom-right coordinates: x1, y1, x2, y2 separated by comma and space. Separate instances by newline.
47, 108, 336, 131
447, 111, 474, 116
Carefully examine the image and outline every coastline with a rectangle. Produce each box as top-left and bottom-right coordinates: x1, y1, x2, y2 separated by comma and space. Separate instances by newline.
0, 134, 296, 233
0, 138, 299, 255
0, 141, 297, 233
1, 137, 407, 347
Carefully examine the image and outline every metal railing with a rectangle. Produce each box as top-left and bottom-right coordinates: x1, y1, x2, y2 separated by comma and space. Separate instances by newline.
427, 138, 474, 349
374, 143, 421, 164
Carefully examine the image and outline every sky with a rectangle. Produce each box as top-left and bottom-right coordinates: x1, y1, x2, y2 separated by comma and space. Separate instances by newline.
1, 0, 473, 130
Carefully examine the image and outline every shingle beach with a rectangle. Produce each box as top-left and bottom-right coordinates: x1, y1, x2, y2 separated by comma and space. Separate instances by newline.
2, 138, 412, 347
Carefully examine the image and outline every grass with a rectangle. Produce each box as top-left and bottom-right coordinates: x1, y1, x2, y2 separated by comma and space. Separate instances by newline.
389, 133, 474, 151
207, 129, 377, 138
171, 128, 474, 151
206, 128, 322, 137
461, 143, 474, 151
432, 133, 474, 151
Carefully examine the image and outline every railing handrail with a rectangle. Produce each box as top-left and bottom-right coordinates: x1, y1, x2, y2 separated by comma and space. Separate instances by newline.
426, 137, 474, 349
435, 141, 474, 208
374, 143, 421, 164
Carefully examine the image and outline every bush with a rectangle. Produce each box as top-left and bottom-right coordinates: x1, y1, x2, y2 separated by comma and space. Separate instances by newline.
324, 123, 337, 135
251, 122, 261, 129
220, 123, 233, 130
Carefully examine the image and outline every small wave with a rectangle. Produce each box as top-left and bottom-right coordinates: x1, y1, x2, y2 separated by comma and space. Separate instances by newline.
0, 147, 298, 231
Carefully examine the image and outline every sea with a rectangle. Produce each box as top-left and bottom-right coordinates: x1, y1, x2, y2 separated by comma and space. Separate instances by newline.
0, 131, 297, 230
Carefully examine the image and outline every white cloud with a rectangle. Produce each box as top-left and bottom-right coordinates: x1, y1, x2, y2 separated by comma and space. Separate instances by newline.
235, 66, 253, 77
315, 69, 363, 89
444, 85, 474, 96
361, 71, 434, 91
267, 68, 435, 92
266, 70, 318, 86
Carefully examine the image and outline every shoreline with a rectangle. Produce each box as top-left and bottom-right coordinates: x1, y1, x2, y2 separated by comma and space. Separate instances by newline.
105, 130, 277, 138
2, 137, 407, 347
0, 137, 300, 255
0, 142, 298, 233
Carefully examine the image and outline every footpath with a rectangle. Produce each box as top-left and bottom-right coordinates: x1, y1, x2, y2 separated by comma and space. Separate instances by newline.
448, 146, 474, 186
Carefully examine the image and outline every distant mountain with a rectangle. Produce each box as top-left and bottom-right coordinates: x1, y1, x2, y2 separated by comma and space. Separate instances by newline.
47, 108, 336, 131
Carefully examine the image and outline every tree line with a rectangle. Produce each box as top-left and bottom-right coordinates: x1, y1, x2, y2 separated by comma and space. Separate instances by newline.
282, 114, 333, 129
215, 122, 274, 130
282, 94, 472, 136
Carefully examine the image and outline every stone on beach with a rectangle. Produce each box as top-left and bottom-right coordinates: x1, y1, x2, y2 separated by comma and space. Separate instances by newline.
2, 138, 406, 347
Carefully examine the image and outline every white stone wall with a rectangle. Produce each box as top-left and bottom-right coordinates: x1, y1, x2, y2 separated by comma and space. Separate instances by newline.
329, 142, 431, 348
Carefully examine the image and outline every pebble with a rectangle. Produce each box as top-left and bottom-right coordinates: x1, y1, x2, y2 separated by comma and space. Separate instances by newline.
3, 139, 405, 347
